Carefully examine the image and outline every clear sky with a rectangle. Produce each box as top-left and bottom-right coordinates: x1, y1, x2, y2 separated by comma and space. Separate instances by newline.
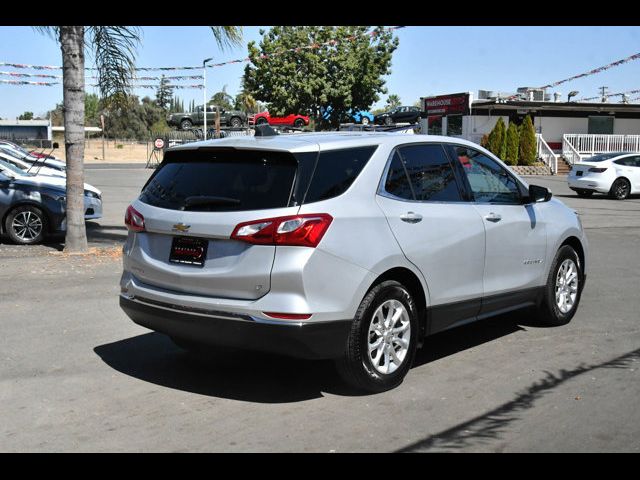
1, 26, 640, 119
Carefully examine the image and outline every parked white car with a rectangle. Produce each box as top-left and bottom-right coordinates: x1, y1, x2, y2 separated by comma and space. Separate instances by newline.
0, 151, 66, 178
0, 144, 66, 172
568, 152, 640, 200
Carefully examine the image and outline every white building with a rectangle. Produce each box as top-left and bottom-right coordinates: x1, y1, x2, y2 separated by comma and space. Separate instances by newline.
420, 91, 640, 150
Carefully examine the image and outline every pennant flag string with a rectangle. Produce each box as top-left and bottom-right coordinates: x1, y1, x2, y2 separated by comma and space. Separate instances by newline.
539, 52, 640, 90
0, 79, 204, 89
0, 71, 204, 81
0, 26, 407, 73
579, 88, 640, 102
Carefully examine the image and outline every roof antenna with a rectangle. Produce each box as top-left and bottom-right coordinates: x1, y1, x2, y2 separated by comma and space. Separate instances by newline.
254, 124, 279, 137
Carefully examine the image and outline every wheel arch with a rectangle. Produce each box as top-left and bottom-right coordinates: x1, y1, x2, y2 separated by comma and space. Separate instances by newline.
367, 266, 429, 342
560, 235, 586, 276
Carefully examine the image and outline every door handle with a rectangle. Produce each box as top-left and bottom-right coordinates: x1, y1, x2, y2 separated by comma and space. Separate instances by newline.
400, 212, 423, 223
485, 212, 502, 223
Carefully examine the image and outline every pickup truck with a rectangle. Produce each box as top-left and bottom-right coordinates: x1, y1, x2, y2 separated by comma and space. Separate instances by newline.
167, 105, 248, 130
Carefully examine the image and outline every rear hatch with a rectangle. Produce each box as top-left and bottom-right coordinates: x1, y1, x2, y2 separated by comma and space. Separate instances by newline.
127, 146, 316, 300
571, 162, 601, 177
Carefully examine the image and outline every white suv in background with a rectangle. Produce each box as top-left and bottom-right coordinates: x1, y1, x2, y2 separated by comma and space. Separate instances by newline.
120, 132, 588, 392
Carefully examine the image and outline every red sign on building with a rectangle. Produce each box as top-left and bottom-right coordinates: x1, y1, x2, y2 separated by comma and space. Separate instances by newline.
423, 92, 471, 116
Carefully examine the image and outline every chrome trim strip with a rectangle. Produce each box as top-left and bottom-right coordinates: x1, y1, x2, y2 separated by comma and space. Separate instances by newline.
122, 294, 305, 327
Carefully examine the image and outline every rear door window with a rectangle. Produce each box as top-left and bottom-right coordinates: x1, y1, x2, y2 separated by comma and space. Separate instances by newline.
396, 144, 464, 202
384, 151, 414, 200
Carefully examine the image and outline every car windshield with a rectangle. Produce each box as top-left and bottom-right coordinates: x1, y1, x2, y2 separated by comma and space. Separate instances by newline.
0, 158, 29, 176
587, 152, 629, 162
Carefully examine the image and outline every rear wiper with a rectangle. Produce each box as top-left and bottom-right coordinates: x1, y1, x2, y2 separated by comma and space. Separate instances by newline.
181, 196, 241, 210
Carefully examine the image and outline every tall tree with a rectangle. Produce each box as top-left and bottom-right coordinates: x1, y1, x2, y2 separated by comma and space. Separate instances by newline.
18, 111, 34, 120
518, 115, 537, 166
36, 26, 242, 252
155, 75, 174, 111
244, 26, 398, 129
385, 94, 401, 110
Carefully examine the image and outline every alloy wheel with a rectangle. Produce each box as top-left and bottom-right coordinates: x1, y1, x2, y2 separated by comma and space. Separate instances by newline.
367, 299, 411, 374
555, 259, 579, 314
11, 210, 43, 242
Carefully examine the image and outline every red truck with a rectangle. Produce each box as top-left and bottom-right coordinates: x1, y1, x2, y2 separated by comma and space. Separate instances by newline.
249, 111, 309, 128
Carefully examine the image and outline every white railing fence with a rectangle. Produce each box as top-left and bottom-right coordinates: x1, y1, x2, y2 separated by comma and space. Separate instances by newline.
562, 136, 583, 165
563, 134, 640, 161
536, 134, 557, 174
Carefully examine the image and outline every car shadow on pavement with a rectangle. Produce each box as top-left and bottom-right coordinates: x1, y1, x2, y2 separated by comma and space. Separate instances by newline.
0, 235, 64, 251
86, 222, 128, 245
94, 332, 342, 403
555, 193, 640, 201
94, 310, 543, 404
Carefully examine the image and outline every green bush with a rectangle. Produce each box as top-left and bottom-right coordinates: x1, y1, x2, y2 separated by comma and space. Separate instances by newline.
518, 115, 537, 166
487, 117, 506, 159
505, 122, 519, 166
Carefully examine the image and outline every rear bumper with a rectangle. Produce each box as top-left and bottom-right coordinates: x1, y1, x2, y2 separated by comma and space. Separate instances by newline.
120, 295, 352, 360
567, 176, 612, 193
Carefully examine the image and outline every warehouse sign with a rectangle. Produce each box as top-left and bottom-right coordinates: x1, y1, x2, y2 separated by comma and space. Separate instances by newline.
423, 92, 471, 116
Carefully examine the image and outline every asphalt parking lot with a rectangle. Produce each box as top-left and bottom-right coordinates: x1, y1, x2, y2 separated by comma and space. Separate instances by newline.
1, 166, 639, 452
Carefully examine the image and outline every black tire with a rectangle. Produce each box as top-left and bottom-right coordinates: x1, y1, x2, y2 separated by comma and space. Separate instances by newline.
609, 177, 631, 200
229, 116, 242, 128
360, 116, 370, 125
293, 118, 305, 128
256, 117, 268, 126
384, 116, 393, 126
179, 119, 193, 130
4, 205, 47, 245
536, 245, 583, 326
576, 189, 594, 198
335, 280, 418, 393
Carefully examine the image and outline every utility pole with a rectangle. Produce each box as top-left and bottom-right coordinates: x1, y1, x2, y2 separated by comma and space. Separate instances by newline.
202, 57, 213, 140
599, 86, 609, 103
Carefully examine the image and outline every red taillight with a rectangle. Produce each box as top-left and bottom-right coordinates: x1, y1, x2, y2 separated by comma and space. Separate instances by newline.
231, 213, 333, 247
263, 312, 312, 320
125, 204, 145, 232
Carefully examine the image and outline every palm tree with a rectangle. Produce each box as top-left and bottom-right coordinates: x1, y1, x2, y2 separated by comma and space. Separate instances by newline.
37, 26, 242, 253
385, 94, 401, 110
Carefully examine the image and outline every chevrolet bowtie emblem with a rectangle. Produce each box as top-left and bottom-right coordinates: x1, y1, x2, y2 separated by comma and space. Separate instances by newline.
172, 223, 191, 232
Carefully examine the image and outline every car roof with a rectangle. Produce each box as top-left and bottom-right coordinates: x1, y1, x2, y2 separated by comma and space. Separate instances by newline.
169, 132, 480, 154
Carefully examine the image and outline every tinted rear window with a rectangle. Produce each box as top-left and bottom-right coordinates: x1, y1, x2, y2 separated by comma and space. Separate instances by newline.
303, 146, 377, 204
588, 152, 628, 162
140, 148, 298, 211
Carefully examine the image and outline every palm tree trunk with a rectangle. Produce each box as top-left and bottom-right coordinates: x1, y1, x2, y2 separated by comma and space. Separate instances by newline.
60, 26, 88, 252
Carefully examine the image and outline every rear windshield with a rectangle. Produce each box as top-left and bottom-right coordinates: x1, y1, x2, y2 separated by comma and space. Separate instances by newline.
140, 148, 299, 211
587, 152, 628, 162
139, 145, 377, 211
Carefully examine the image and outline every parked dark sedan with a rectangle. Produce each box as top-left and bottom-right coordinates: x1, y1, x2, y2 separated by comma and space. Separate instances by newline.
374, 106, 421, 126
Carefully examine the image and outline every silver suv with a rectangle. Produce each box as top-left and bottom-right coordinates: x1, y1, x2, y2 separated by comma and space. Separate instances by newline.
120, 132, 588, 392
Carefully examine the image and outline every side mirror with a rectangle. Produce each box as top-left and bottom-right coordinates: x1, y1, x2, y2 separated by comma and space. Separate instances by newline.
528, 184, 552, 203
